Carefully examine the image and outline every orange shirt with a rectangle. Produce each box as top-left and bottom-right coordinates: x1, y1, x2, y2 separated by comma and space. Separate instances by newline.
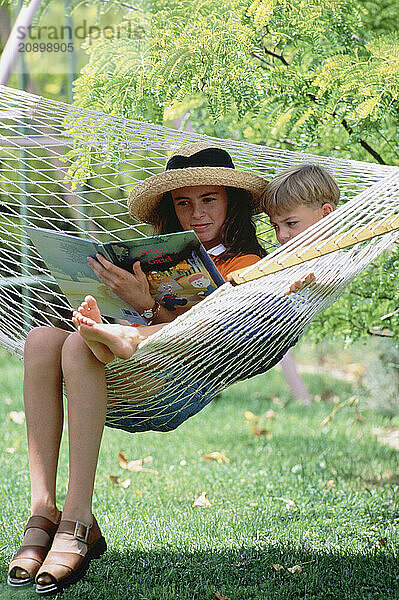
211, 254, 260, 281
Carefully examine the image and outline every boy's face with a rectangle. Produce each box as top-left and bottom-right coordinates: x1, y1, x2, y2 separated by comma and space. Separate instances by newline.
268, 203, 334, 245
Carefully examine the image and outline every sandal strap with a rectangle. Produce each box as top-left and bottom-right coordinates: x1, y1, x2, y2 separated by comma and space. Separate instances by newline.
56, 517, 101, 545
24, 515, 60, 536
12, 545, 49, 561
9, 545, 49, 572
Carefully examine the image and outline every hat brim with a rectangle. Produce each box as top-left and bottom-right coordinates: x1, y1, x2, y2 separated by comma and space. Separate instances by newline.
128, 166, 267, 224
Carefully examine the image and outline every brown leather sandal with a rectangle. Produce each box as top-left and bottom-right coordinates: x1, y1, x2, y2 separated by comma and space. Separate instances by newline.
35, 516, 107, 596
7, 515, 61, 587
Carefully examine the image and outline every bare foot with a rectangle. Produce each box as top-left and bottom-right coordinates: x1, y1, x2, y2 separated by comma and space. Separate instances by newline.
78, 322, 146, 362
75, 295, 103, 323
72, 296, 115, 363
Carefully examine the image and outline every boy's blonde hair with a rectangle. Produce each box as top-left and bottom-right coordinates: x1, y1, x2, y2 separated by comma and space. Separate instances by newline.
261, 164, 340, 215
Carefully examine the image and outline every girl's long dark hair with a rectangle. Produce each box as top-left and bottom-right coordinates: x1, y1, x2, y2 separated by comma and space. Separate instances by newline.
152, 186, 267, 262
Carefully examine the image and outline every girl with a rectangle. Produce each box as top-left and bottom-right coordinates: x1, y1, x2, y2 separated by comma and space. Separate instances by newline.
7, 143, 267, 595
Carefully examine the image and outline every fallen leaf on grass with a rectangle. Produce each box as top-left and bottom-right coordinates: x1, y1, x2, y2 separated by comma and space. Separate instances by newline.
272, 563, 302, 573
375, 537, 387, 548
235, 560, 247, 568
323, 479, 335, 491
215, 592, 231, 600
193, 491, 212, 508
118, 452, 156, 472
204, 451, 230, 464
251, 425, 272, 438
264, 409, 278, 420
354, 407, 366, 422
320, 389, 336, 401
7, 411, 25, 425
287, 565, 303, 573
109, 475, 131, 488
320, 401, 345, 426
244, 410, 259, 424
320, 396, 357, 427
271, 560, 313, 573
245, 409, 278, 425
275, 496, 295, 508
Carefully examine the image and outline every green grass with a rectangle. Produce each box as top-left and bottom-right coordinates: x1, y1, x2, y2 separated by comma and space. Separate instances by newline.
0, 348, 398, 600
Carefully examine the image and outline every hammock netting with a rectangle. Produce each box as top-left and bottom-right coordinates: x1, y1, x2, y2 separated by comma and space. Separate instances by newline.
1, 85, 398, 431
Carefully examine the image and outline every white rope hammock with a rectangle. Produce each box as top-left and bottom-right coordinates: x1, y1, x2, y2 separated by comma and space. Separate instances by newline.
1, 85, 398, 431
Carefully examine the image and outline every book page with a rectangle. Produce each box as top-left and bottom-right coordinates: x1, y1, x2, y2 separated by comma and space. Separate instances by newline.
26, 228, 146, 323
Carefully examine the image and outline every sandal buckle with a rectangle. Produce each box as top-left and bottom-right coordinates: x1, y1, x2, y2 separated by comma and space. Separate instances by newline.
73, 520, 90, 543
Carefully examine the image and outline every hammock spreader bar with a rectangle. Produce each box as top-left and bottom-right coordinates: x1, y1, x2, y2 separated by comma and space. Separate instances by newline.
230, 214, 399, 284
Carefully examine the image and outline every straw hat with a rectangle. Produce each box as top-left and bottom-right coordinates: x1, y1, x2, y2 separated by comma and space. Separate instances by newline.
128, 142, 267, 224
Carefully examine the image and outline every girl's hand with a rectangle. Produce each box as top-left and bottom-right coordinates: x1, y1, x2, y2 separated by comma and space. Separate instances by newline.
87, 254, 154, 311
284, 272, 316, 295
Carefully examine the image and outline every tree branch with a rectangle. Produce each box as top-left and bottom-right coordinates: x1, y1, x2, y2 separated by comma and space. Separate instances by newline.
380, 308, 399, 321
251, 51, 271, 65
98, 0, 143, 11
341, 118, 386, 164
255, 31, 384, 164
308, 94, 386, 165
367, 329, 394, 338
262, 47, 289, 66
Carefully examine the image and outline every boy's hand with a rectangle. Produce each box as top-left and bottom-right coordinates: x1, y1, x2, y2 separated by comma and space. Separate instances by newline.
284, 272, 316, 295
87, 254, 153, 311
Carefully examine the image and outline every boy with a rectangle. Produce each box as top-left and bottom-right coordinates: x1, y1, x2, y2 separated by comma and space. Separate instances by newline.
261, 164, 340, 293
261, 163, 339, 244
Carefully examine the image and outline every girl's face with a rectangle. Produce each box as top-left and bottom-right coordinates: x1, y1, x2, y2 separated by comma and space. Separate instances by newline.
171, 185, 228, 250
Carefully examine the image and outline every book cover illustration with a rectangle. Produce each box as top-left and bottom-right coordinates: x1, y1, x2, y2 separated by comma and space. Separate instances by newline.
26, 228, 224, 323
103, 231, 225, 312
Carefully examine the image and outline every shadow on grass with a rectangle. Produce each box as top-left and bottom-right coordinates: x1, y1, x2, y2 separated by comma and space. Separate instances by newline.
1, 544, 397, 600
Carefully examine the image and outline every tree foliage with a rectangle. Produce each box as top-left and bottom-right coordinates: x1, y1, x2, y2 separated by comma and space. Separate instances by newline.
73, 0, 399, 164
311, 247, 399, 344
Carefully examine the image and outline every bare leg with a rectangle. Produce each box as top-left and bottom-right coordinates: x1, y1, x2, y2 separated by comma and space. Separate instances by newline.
72, 296, 114, 364
36, 331, 108, 586
24, 327, 68, 519
10, 327, 68, 581
61, 331, 108, 521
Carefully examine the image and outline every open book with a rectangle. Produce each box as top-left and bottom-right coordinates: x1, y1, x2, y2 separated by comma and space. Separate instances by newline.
26, 227, 225, 325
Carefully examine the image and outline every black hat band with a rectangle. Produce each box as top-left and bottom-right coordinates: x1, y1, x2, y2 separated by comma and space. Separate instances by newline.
166, 147, 235, 171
